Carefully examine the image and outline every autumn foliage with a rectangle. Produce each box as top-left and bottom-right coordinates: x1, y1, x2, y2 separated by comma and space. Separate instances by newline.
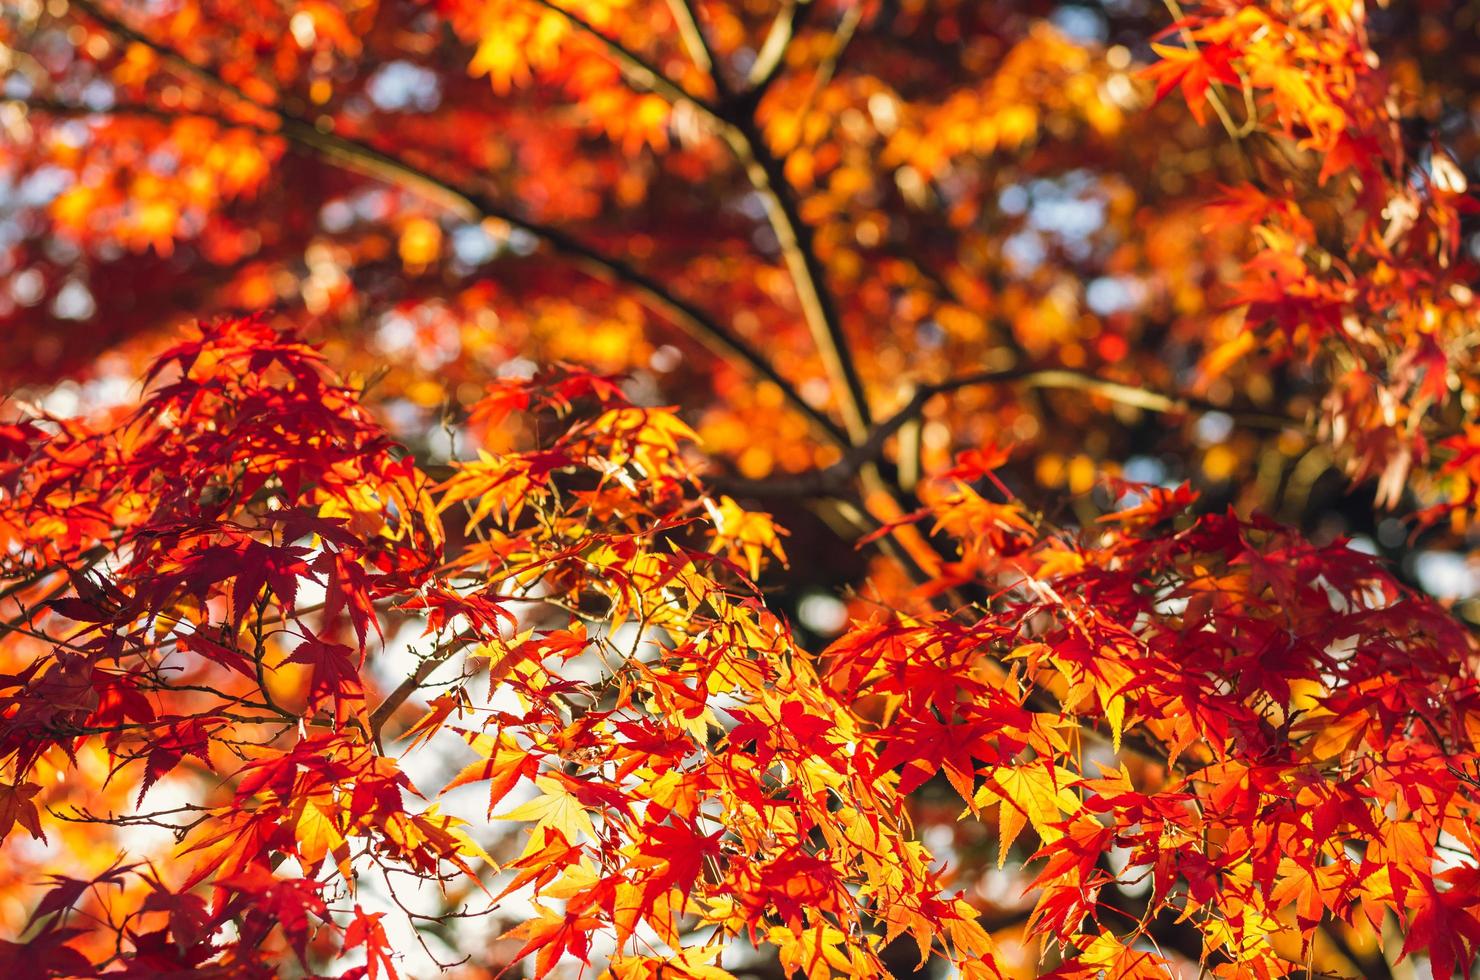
4, 0, 1480, 978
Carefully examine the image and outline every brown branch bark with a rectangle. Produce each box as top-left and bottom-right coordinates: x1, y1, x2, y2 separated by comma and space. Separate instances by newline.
367, 632, 471, 749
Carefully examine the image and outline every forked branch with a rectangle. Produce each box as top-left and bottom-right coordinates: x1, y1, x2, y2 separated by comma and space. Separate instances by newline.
526, 0, 875, 444
712, 368, 1295, 497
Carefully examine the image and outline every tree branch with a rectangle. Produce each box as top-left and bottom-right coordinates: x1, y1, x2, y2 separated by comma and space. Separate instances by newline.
746, 0, 811, 96
711, 368, 1295, 497
368, 632, 471, 749
722, 5, 874, 444
63, 0, 850, 449
526, 0, 874, 444
720, 117, 874, 443
663, 0, 730, 98
4, 96, 259, 130
526, 0, 706, 107
771, 1, 862, 156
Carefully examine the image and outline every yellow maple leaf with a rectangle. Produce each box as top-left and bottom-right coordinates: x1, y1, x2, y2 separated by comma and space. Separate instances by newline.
291, 793, 352, 881
975, 763, 1081, 867
498, 775, 596, 846
705, 495, 789, 579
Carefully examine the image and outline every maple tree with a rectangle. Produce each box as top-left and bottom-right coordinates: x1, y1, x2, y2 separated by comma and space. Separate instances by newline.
4, 0, 1480, 977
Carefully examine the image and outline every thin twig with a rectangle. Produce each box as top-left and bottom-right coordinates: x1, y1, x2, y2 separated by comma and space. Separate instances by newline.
367, 629, 476, 746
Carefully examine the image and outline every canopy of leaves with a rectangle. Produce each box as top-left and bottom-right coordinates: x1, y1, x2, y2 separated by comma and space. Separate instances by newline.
3, 1, 1480, 978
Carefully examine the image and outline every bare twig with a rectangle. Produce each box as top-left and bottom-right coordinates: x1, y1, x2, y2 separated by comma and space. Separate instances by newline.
367, 630, 476, 746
